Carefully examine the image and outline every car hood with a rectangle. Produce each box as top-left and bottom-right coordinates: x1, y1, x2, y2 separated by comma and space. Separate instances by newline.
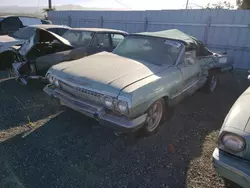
19, 28, 73, 57
0, 35, 25, 52
0, 35, 17, 43
221, 86, 250, 133
48, 52, 163, 96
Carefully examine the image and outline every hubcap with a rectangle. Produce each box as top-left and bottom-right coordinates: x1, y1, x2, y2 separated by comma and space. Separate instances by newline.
145, 101, 163, 132
210, 76, 218, 91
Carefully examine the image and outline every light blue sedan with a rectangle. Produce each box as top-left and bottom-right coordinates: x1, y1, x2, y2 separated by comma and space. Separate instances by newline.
213, 83, 250, 188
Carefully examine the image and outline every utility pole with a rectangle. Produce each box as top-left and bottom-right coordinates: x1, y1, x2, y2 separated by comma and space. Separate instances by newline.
48, 0, 52, 9
185, 0, 189, 9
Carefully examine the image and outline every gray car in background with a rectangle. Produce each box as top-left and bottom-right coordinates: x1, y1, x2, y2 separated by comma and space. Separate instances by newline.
11, 28, 128, 84
0, 15, 51, 35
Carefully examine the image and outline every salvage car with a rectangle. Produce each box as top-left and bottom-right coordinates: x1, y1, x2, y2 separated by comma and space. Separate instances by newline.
213, 79, 250, 188
0, 15, 51, 35
11, 28, 127, 84
44, 29, 233, 135
0, 24, 70, 70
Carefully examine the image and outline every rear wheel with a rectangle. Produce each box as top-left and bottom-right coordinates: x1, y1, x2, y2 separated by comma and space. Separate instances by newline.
202, 74, 218, 93
141, 98, 166, 135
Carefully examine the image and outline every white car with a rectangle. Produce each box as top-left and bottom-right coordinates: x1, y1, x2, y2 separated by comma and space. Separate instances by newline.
0, 24, 70, 70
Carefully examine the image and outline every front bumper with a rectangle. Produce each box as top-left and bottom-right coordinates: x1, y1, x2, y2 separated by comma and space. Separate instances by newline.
12, 62, 46, 85
44, 84, 147, 132
213, 148, 250, 188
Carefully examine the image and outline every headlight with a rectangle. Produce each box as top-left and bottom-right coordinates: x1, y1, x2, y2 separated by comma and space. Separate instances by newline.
117, 101, 128, 114
220, 133, 245, 153
54, 79, 60, 87
47, 74, 54, 84
103, 96, 114, 108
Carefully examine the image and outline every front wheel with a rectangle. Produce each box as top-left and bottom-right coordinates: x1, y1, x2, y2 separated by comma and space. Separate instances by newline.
202, 75, 218, 93
141, 98, 166, 136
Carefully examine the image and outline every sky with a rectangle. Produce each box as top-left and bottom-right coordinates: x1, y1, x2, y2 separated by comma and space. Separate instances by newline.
1, 0, 237, 9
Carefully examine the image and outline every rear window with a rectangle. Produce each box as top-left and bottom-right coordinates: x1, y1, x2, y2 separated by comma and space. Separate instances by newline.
11, 27, 36, 39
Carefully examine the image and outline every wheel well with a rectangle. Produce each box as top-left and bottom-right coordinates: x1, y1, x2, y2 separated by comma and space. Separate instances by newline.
0, 51, 16, 70
208, 67, 221, 75
163, 96, 169, 106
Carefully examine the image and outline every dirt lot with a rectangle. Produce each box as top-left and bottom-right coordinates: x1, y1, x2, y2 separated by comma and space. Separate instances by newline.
0, 71, 248, 188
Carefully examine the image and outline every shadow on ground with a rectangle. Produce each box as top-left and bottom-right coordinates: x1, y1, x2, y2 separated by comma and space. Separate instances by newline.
0, 72, 249, 188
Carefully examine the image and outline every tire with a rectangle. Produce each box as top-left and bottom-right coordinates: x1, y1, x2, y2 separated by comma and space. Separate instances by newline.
223, 178, 242, 188
140, 98, 166, 136
202, 74, 218, 93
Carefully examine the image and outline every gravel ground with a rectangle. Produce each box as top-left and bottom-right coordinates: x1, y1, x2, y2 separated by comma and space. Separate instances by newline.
0, 71, 248, 188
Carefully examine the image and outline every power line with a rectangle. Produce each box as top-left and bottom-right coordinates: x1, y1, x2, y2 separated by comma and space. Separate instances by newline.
114, 0, 131, 9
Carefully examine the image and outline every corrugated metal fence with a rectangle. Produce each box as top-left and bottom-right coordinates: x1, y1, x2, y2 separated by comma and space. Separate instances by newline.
48, 10, 250, 69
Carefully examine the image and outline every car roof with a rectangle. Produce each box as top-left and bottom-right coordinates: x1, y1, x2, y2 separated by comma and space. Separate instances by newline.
70, 28, 127, 34
29, 24, 71, 29
0, 15, 42, 19
133, 29, 203, 48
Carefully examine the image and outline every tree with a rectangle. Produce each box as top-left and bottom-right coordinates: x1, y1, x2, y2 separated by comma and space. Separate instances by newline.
205, 1, 234, 9
236, 0, 250, 9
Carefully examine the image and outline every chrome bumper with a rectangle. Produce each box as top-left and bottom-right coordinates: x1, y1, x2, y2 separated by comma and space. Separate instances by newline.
12, 62, 46, 85
213, 148, 250, 188
44, 84, 147, 132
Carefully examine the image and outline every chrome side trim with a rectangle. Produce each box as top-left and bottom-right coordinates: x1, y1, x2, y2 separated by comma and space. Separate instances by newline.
171, 79, 201, 99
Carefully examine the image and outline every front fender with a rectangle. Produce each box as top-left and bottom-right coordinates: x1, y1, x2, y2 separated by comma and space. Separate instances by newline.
120, 67, 182, 118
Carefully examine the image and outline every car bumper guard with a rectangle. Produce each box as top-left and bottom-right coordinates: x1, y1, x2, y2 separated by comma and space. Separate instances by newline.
43, 84, 147, 132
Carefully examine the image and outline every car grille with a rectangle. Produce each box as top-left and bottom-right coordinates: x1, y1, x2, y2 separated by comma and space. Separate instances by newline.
59, 80, 104, 104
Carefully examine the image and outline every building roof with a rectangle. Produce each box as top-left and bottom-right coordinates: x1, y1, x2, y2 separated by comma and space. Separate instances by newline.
70, 27, 127, 34
135, 29, 199, 47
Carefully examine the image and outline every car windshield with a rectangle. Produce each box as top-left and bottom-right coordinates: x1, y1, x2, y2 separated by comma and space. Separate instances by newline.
113, 36, 182, 65
10, 27, 36, 40
62, 30, 94, 47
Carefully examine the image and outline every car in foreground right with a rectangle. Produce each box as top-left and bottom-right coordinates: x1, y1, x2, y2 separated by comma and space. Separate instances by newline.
213, 81, 250, 188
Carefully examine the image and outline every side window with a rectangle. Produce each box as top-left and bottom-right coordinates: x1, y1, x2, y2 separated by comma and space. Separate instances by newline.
111, 34, 124, 48
1, 17, 22, 33
93, 33, 111, 48
19, 17, 42, 26
184, 50, 196, 65
62, 31, 80, 44
79, 32, 92, 46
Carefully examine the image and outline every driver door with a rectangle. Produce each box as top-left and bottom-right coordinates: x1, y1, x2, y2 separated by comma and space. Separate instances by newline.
178, 50, 201, 96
